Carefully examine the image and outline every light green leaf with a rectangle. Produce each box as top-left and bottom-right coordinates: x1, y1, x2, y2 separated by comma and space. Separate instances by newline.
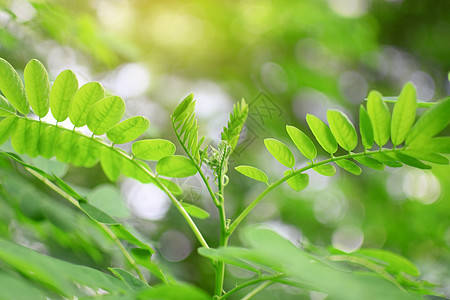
284, 170, 309, 191
100, 146, 123, 181
356, 248, 420, 276
172, 93, 194, 119
136, 284, 211, 300
11, 118, 42, 157
409, 137, 450, 154
71, 136, 101, 168
221, 98, 248, 151
55, 130, 81, 163
24, 59, 50, 118
327, 110, 358, 151
354, 156, 385, 170
122, 159, 154, 184
394, 153, 431, 169
88, 184, 129, 219
306, 114, 337, 154
87, 96, 126, 135
235, 165, 268, 183
182, 203, 210, 219
391, 83, 417, 146
313, 164, 336, 176
286, 125, 317, 160
0, 94, 16, 116
0, 271, 47, 300
264, 138, 295, 168
79, 202, 119, 225
367, 90, 391, 147
359, 105, 374, 150
106, 116, 149, 144
38, 126, 60, 159
158, 178, 182, 196
109, 268, 148, 290
69, 82, 105, 127
371, 153, 402, 168
335, 159, 362, 175
49, 69, 78, 122
0, 57, 29, 115
405, 97, 450, 147
156, 155, 197, 178
132, 139, 176, 161
131, 248, 169, 284
0, 115, 18, 145
198, 247, 261, 273
112, 225, 155, 254
402, 150, 448, 165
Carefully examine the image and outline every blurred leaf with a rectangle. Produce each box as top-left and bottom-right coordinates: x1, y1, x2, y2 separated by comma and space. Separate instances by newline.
286, 125, 317, 160
393, 153, 431, 170
402, 150, 448, 165
0, 94, 16, 116
108, 268, 148, 290
356, 249, 420, 277
156, 155, 197, 178
0, 271, 47, 300
354, 156, 385, 170
0, 57, 29, 115
264, 138, 295, 168
24, 59, 50, 118
132, 139, 176, 161
198, 247, 261, 273
221, 98, 248, 151
87, 96, 126, 135
100, 147, 122, 182
88, 184, 129, 219
49, 69, 78, 122
371, 153, 403, 168
0, 115, 17, 145
313, 164, 336, 176
111, 225, 155, 255
235, 165, 268, 183
391, 83, 416, 146
181, 203, 210, 219
136, 284, 210, 300
306, 114, 337, 154
327, 110, 358, 151
106, 116, 149, 144
284, 170, 309, 191
79, 202, 119, 225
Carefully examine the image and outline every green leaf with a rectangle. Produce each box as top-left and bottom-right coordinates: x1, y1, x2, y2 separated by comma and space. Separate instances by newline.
284, 170, 309, 191
106, 116, 149, 144
0, 115, 18, 144
327, 110, 358, 151
181, 203, 210, 219
402, 150, 448, 165
394, 153, 431, 169
122, 159, 154, 184
264, 138, 295, 168
359, 105, 374, 150
367, 90, 391, 147
11, 118, 43, 157
136, 284, 211, 300
391, 83, 417, 146
354, 156, 385, 170
198, 247, 261, 273
69, 82, 105, 127
172, 93, 194, 119
156, 155, 197, 178
79, 202, 119, 225
335, 159, 362, 175
111, 225, 155, 254
0, 271, 47, 300
356, 249, 420, 276
53, 175, 84, 201
221, 98, 248, 151
405, 97, 450, 147
71, 136, 101, 167
0, 57, 29, 115
286, 125, 317, 160
409, 137, 450, 154
100, 146, 123, 181
306, 114, 337, 154
158, 178, 182, 196
109, 268, 148, 290
24, 59, 50, 118
86, 96, 126, 135
88, 184, 129, 219
55, 130, 81, 163
0, 94, 16, 116
131, 248, 170, 284
313, 164, 336, 176
38, 125, 60, 159
49, 69, 78, 122
371, 153, 402, 168
235, 165, 268, 183
132, 139, 176, 161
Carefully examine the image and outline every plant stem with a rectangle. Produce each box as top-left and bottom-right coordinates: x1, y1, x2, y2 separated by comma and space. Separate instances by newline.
228, 148, 399, 235
219, 274, 283, 300
241, 281, 275, 300
24, 167, 146, 282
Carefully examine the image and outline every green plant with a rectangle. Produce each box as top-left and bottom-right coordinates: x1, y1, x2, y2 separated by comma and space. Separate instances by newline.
0, 57, 449, 299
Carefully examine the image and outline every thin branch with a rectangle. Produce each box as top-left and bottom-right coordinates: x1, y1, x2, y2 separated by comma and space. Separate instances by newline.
220, 274, 283, 300
242, 280, 275, 300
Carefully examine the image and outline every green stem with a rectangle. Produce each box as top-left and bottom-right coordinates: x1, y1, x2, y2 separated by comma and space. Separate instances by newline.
228, 148, 399, 235
219, 274, 283, 300
241, 281, 275, 300
24, 167, 147, 282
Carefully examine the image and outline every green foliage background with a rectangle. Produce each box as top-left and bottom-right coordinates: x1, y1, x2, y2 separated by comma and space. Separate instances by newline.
0, 0, 449, 298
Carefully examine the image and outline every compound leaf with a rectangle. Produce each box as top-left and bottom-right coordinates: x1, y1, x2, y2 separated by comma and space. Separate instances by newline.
132, 139, 176, 161
24, 59, 50, 118
106, 116, 149, 144
286, 125, 317, 160
359, 105, 374, 150
87, 96, 126, 135
284, 170, 309, 191
327, 110, 358, 151
69, 82, 104, 127
391, 82, 416, 146
306, 114, 337, 154
156, 155, 197, 178
235, 165, 268, 184
49, 69, 78, 122
0, 58, 29, 115
367, 91, 390, 147
264, 138, 295, 168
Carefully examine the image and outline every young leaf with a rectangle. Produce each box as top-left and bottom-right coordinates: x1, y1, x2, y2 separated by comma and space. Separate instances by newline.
405, 97, 450, 147
359, 105, 374, 150
306, 114, 338, 154
354, 156, 385, 170
106, 116, 150, 144
24, 59, 50, 118
221, 98, 248, 151
235, 165, 268, 184
335, 159, 362, 175
100, 146, 123, 181
0, 115, 18, 145
0, 57, 29, 115
284, 170, 309, 191
69, 81, 105, 127
132, 139, 176, 161
391, 82, 416, 146
286, 125, 317, 160
394, 153, 431, 169
313, 164, 336, 176
264, 138, 295, 168
0, 95, 16, 116
327, 110, 358, 151
156, 155, 197, 178
172, 93, 194, 119
367, 90, 391, 147
181, 203, 210, 219
86, 95, 126, 135
49, 69, 78, 122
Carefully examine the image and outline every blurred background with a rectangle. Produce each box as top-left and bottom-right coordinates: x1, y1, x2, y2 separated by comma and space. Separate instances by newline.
0, 0, 449, 298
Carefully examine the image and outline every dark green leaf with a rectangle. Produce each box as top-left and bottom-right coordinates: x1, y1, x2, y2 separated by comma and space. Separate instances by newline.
354, 156, 385, 170
106, 116, 149, 144
402, 150, 448, 165
409, 137, 450, 154
284, 170, 309, 191
69, 82, 105, 127
136, 284, 210, 300
156, 155, 197, 178
391, 83, 416, 146
359, 105, 374, 150
394, 153, 431, 169
336, 159, 362, 175
24, 59, 50, 118
371, 153, 402, 168
306, 114, 337, 154
49, 69, 78, 122
264, 138, 295, 168
111, 225, 155, 254
109, 268, 148, 290
367, 90, 391, 147
132, 139, 176, 161
198, 247, 261, 273
286, 125, 317, 160
327, 110, 358, 151
235, 165, 268, 183
313, 164, 336, 176
0, 57, 29, 115
79, 202, 119, 225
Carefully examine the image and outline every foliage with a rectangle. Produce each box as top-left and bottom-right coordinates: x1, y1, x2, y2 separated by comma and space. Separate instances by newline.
0, 57, 449, 299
